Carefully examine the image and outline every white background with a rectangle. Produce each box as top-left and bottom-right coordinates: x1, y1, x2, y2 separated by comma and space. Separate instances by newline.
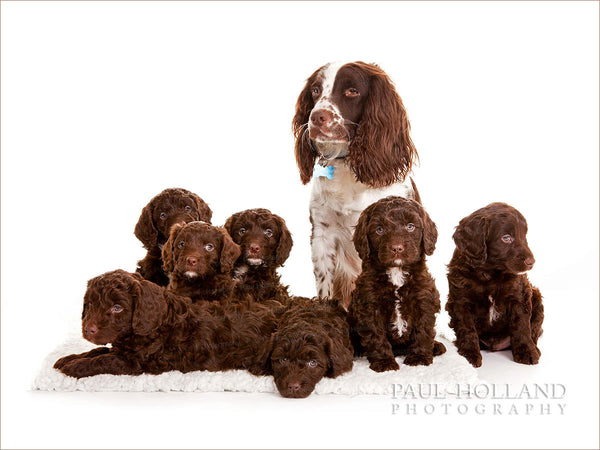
1, 1, 598, 448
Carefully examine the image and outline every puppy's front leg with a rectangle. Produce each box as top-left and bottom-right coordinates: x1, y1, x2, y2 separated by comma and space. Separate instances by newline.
509, 296, 540, 365
58, 352, 140, 378
53, 347, 110, 370
403, 293, 437, 366
447, 286, 483, 367
352, 302, 399, 372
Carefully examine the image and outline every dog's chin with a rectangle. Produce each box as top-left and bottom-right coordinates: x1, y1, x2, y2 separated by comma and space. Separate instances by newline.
83, 334, 111, 346
245, 257, 264, 266
312, 138, 349, 160
184, 270, 199, 278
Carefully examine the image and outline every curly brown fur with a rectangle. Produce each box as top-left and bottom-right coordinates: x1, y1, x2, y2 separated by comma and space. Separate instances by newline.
268, 297, 353, 398
53, 270, 276, 378
446, 202, 543, 367
224, 208, 293, 305
135, 188, 212, 286
348, 196, 445, 372
162, 222, 240, 303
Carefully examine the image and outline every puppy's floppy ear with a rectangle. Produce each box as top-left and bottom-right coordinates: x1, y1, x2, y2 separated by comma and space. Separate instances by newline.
134, 203, 158, 249
273, 214, 293, 266
353, 202, 378, 261
325, 334, 354, 378
161, 223, 184, 274
219, 228, 241, 273
420, 207, 438, 256
453, 214, 488, 265
293, 72, 320, 184
345, 62, 418, 189
223, 213, 239, 240
191, 193, 213, 224
132, 279, 167, 336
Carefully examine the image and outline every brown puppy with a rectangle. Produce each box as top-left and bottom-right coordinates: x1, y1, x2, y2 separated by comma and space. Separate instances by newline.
268, 298, 353, 399
224, 208, 293, 305
135, 188, 212, 286
348, 196, 445, 372
53, 270, 276, 378
446, 202, 543, 367
162, 222, 240, 303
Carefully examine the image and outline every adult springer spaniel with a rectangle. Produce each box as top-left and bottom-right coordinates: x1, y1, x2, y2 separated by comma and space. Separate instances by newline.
293, 61, 420, 307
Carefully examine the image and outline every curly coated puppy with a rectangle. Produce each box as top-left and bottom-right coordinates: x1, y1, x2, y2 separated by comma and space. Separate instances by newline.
162, 221, 240, 303
348, 196, 446, 372
268, 298, 353, 398
53, 270, 277, 378
224, 208, 293, 304
446, 202, 543, 367
135, 188, 212, 286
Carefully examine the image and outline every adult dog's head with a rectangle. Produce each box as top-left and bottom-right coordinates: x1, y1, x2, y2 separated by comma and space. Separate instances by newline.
134, 188, 212, 250
162, 222, 241, 280
452, 202, 535, 274
353, 196, 437, 268
292, 61, 418, 188
224, 208, 293, 269
81, 270, 168, 345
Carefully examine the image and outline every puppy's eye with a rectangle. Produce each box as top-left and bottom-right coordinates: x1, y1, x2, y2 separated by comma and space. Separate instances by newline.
406, 223, 416, 232
264, 229, 273, 238
375, 227, 384, 235
205, 243, 214, 252
239, 228, 247, 236
308, 360, 318, 367
111, 305, 123, 313
502, 234, 514, 244
184, 206, 191, 212
280, 358, 288, 365
160, 212, 167, 220
345, 88, 360, 97
178, 241, 185, 249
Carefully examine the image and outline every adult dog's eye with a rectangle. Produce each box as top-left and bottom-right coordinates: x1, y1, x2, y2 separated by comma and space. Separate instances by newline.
160, 212, 167, 220
375, 226, 384, 235
308, 360, 318, 367
111, 305, 123, 313
178, 241, 185, 249
345, 88, 360, 97
502, 234, 514, 244
184, 206, 191, 212
311, 87, 320, 97
264, 229, 273, 238
205, 243, 214, 252
406, 223, 416, 232
239, 228, 246, 236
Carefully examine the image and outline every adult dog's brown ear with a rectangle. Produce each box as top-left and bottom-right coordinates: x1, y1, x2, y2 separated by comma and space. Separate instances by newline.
132, 279, 167, 336
191, 193, 213, 224
273, 214, 293, 266
453, 214, 488, 266
161, 223, 185, 274
345, 62, 418, 189
219, 228, 241, 273
420, 207, 438, 256
353, 201, 379, 261
134, 202, 158, 249
293, 67, 324, 184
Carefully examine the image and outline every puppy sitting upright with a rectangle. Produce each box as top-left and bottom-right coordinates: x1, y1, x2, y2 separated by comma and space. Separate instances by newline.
224, 208, 293, 305
162, 221, 241, 303
446, 202, 543, 367
135, 188, 213, 286
348, 196, 445, 372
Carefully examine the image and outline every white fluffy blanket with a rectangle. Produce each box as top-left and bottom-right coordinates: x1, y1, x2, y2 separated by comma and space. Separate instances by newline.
32, 331, 478, 396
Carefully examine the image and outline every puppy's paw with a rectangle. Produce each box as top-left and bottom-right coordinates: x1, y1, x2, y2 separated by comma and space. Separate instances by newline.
512, 345, 540, 365
403, 353, 433, 366
458, 347, 482, 368
58, 359, 92, 379
369, 358, 399, 372
53, 355, 79, 370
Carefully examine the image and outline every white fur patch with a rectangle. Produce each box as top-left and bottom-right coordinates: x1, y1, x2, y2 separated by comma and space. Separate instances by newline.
233, 264, 248, 281
488, 295, 501, 324
246, 258, 263, 266
386, 267, 407, 288
392, 299, 409, 337
184, 271, 199, 278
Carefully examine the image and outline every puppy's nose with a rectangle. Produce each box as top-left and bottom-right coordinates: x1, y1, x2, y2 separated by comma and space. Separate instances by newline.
287, 382, 301, 392
311, 109, 333, 126
84, 324, 98, 336
186, 256, 198, 267
524, 257, 535, 268
249, 244, 261, 255
391, 244, 404, 255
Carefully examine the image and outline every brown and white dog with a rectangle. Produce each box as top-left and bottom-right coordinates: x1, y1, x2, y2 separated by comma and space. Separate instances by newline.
293, 61, 420, 308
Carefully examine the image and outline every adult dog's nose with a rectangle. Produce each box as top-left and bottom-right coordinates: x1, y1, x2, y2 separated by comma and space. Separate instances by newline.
311, 109, 333, 127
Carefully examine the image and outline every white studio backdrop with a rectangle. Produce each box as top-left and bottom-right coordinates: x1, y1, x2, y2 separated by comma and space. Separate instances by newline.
1, 1, 599, 449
